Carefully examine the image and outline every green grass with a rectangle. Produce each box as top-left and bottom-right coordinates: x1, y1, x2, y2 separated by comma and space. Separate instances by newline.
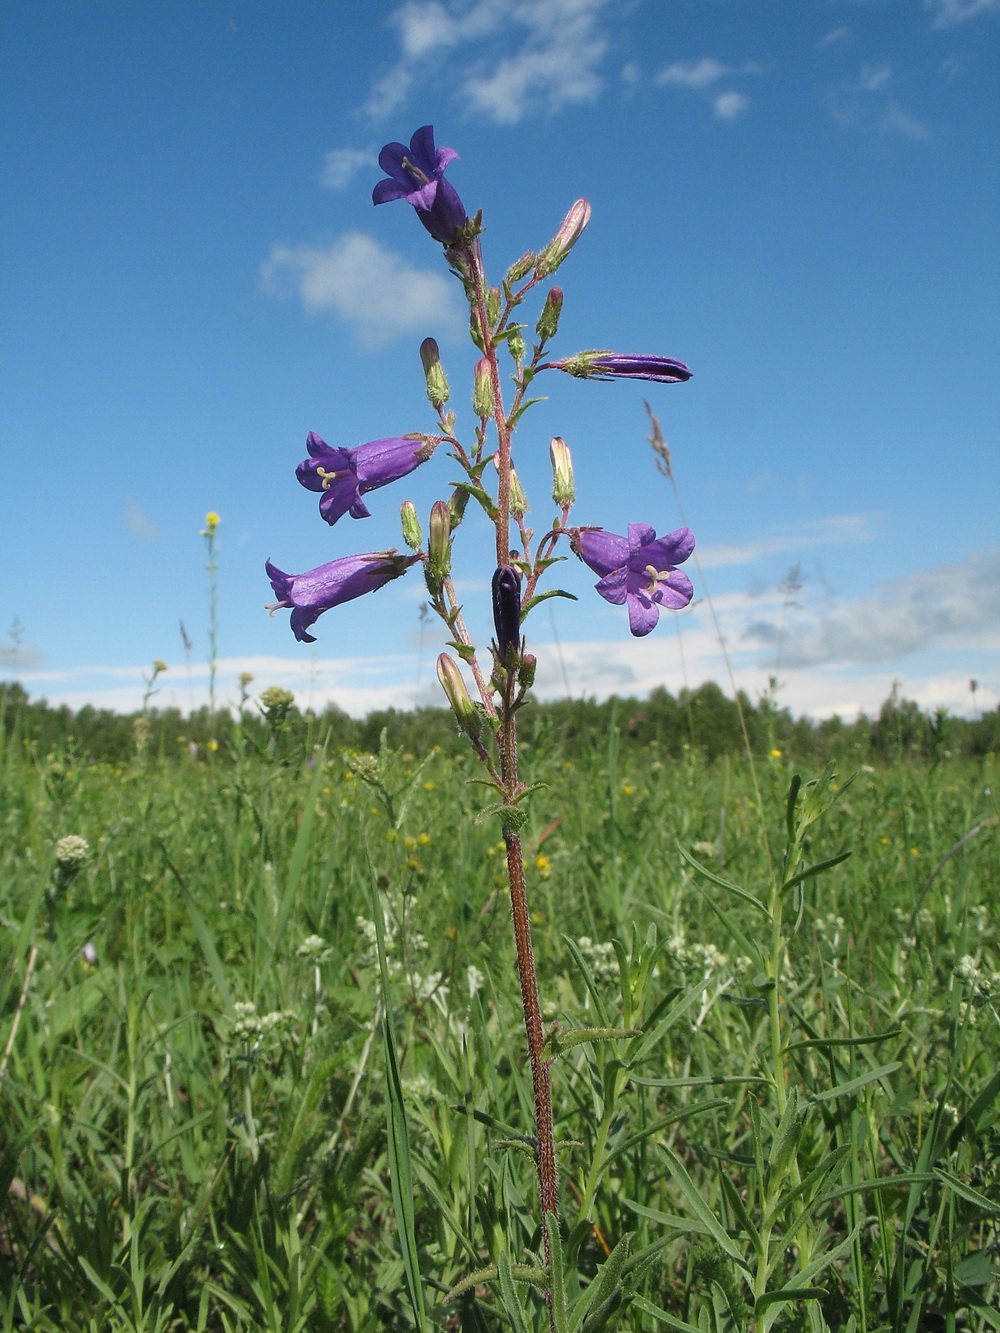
1, 716, 997, 1331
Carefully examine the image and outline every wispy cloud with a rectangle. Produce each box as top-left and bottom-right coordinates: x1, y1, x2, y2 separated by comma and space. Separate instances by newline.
656, 57, 731, 90
260, 231, 462, 346
319, 146, 376, 190
697, 513, 876, 570
925, 0, 1000, 26
879, 100, 933, 141
858, 62, 893, 91
655, 57, 761, 120
744, 546, 1000, 667
829, 65, 934, 142
818, 25, 852, 50
125, 499, 159, 543
362, 0, 616, 125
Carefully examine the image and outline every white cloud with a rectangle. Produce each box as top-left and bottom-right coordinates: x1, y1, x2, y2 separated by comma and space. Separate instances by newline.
858, 62, 893, 91
320, 146, 376, 190
260, 231, 462, 346
744, 546, 1000, 668
714, 91, 748, 120
879, 100, 933, 141
818, 25, 852, 49
363, 0, 616, 125
656, 57, 730, 90
925, 0, 1000, 26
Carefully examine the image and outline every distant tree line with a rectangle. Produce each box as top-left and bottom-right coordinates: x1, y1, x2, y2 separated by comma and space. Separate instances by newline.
2, 678, 997, 767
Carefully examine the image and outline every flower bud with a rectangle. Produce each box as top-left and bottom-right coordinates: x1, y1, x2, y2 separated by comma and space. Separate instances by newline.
535, 287, 563, 343
509, 468, 529, 519
486, 285, 502, 326
492, 564, 522, 664
400, 499, 423, 551
507, 329, 526, 363
419, 337, 450, 410
549, 436, 575, 507
536, 199, 591, 277
437, 653, 480, 738
473, 358, 493, 419
505, 251, 537, 284
517, 653, 537, 692
427, 500, 451, 585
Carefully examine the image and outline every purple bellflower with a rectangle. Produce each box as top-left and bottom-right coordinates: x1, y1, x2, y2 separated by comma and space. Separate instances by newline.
373, 125, 468, 244
549, 352, 692, 384
266, 551, 419, 644
572, 523, 695, 637
296, 431, 437, 526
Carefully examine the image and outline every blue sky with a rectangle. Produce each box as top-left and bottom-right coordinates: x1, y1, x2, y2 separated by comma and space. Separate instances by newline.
3, 0, 998, 720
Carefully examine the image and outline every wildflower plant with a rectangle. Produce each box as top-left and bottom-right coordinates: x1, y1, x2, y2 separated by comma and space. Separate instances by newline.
266, 125, 701, 1324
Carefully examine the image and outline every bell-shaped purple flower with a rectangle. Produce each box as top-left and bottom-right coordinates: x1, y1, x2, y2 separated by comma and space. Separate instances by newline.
550, 352, 692, 384
572, 523, 695, 637
296, 431, 437, 527
266, 551, 419, 643
373, 125, 467, 244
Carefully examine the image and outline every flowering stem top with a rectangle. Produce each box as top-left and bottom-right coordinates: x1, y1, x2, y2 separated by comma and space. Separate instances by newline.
265, 123, 696, 1315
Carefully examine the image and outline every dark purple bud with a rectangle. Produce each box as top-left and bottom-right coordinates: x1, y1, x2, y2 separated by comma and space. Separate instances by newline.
492, 564, 522, 662
550, 352, 692, 384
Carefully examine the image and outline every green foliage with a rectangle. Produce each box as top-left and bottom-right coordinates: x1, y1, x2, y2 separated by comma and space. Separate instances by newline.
1, 701, 997, 1329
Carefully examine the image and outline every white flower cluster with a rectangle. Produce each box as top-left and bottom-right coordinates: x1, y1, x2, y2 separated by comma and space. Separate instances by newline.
666, 930, 729, 974
55, 835, 89, 867
575, 936, 618, 981
229, 1000, 298, 1048
297, 934, 333, 963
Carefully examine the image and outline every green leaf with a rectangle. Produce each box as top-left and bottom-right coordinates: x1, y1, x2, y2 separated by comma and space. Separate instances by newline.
677, 841, 769, 915
657, 1144, 753, 1271
450, 480, 498, 519
629, 1074, 771, 1090
754, 1288, 826, 1316
508, 396, 547, 429
568, 1232, 633, 1333
548, 1215, 569, 1333
521, 589, 578, 618
628, 1294, 702, 1332
497, 1250, 532, 1333
808, 1061, 901, 1104
780, 848, 852, 894
541, 1026, 642, 1059
935, 1169, 1000, 1218
782, 1028, 901, 1054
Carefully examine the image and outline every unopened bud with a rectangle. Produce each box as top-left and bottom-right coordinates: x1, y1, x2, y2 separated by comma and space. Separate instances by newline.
535, 287, 563, 343
507, 329, 526, 363
505, 251, 537, 285
419, 337, 450, 410
509, 467, 529, 518
517, 654, 537, 692
427, 500, 451, 585
486, 285, 502, 326
473, 358, 493, 419
549, 436, 575, 507
492, 564, 522, 664
536, 199, 591, 277
437, 654, 480, 737
400, 500, 422, 551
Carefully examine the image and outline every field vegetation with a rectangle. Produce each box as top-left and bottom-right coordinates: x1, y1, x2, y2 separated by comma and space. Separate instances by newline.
1, 682, 998, 1330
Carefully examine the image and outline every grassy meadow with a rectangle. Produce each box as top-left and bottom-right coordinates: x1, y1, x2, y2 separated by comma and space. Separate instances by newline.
1, 687, 998, 1331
